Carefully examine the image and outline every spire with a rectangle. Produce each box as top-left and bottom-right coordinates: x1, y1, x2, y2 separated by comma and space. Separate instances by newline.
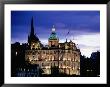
30, 17, 34, 35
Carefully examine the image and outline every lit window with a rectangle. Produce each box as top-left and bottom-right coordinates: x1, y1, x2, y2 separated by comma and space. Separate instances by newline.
16, 52, 17, 56
62, 66, 64, 68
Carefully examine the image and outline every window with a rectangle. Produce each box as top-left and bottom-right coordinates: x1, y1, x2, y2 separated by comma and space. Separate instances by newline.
32, 51, 35, 55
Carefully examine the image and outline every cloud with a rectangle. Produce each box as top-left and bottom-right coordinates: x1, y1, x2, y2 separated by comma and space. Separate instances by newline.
11, 38, 27, 44
73, 33, 100, 47
40, 39, 48, 45
79, 46, 100, 58
55, 32, 100, 57
72, 33, 100, 57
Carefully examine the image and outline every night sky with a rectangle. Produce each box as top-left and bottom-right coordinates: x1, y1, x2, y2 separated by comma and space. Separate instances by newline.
11, 11, 100, 57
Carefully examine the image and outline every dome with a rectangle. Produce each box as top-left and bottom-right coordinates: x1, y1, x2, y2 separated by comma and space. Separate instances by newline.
49, 25, 58, 40
49, 32, 58, 40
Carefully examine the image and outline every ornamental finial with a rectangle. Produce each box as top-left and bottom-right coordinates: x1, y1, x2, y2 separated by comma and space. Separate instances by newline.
52, 25, 55, 32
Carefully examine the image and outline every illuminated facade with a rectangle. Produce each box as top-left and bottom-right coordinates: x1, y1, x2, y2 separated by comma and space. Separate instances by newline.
25, 18, 80, 75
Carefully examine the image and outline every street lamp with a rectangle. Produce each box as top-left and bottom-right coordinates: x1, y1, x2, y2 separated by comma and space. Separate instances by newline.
16, 51, 17, 56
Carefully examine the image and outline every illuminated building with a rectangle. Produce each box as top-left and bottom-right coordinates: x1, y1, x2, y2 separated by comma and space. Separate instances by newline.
25, 18, 80, 75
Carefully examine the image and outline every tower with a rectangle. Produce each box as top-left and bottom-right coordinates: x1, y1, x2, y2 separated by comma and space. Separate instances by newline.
48, 25, 59, 47
28, 17, 42, 49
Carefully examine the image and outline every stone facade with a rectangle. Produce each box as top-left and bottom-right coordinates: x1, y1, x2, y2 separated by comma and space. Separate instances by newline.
25, 18, 80, 75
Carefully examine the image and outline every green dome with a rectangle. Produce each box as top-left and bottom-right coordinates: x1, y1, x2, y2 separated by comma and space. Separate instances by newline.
49, 32, 58, 40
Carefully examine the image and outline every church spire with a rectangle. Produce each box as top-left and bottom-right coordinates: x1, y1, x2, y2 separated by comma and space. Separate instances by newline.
30, 17, 34, 35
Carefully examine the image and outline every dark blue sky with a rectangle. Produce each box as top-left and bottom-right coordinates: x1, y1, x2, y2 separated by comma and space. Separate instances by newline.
11, 11, 100, 43
11, 11, 100, 57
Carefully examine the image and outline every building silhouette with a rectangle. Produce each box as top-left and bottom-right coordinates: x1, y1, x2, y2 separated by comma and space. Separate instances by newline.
25, 18, 81, 75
